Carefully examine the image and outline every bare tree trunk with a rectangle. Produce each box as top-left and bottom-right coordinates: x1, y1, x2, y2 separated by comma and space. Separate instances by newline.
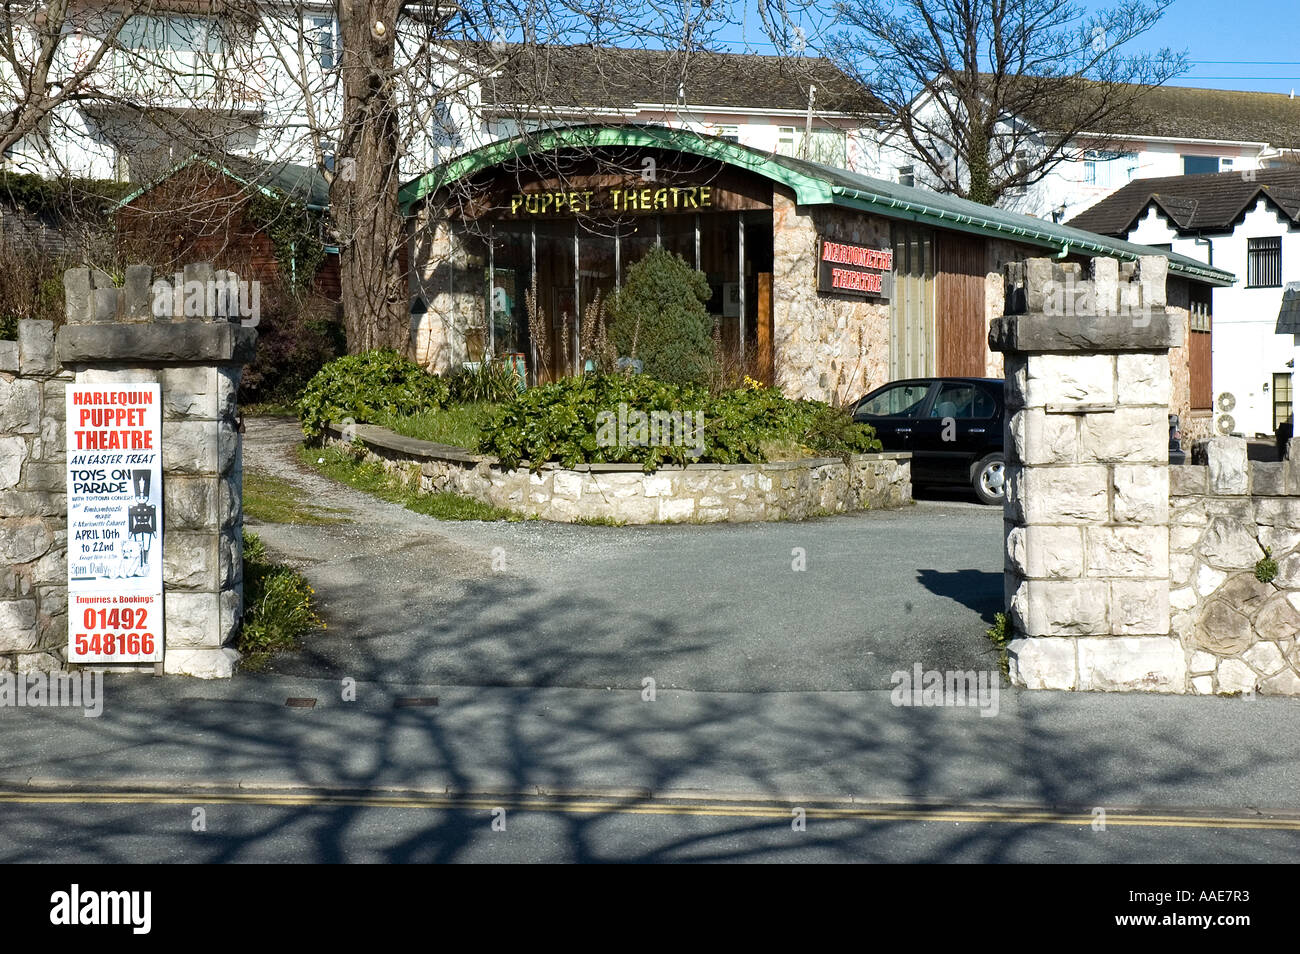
966, 131, 994, 206
334, 0, 408, 353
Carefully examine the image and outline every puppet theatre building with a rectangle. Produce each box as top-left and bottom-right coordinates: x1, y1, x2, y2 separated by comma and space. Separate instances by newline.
400, 125, 1233, 418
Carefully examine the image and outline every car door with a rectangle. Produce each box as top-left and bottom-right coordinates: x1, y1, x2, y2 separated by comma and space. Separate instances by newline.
852, 380, 936, 456
908, 381, 1001, 484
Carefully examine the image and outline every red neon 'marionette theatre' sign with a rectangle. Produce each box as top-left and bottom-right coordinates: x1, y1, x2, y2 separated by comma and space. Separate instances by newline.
821, 241, 893, 271
817, 238, 893, 300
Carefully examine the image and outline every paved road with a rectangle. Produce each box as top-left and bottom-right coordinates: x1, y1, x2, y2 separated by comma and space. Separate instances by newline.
245, 417, 1006, 691
6, 791, 1300, 863
7, 420, 1294, 863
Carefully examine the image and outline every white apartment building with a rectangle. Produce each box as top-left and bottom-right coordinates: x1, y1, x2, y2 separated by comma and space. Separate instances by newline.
2, 11, 882, 192
1, 4, 470, 186
867, 80, 1300, 225
1067, 168, 1300, 440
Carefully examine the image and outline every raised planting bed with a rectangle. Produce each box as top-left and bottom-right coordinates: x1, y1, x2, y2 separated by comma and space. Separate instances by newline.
323, 421, 912, 523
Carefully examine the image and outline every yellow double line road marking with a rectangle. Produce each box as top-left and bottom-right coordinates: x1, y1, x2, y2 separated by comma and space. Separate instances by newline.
1, 788, 1298, 831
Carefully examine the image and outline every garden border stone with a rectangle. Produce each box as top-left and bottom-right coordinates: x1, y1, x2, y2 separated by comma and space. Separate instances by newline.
325, 421, 912, 523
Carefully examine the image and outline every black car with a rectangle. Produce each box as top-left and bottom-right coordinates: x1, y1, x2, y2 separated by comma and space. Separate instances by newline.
853, 377, 1188, 504
852, 377, 1006, 504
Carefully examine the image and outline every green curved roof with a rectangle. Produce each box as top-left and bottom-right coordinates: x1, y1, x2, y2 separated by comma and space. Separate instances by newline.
400, 124, 1236, 287
399, 124, 836, 208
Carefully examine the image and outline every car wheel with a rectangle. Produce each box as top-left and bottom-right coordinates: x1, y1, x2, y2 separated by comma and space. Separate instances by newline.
972, 453, 1006, 506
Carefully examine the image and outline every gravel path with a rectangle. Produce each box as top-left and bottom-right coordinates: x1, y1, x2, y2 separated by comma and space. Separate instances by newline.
242, 416, 1006, 691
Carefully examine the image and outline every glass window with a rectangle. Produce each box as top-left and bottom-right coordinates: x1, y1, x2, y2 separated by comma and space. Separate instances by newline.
309, 17, 337, 70
930, 383, 996, 419
856, 382, 931, 418
1183, 155, 1220, 175
1248, 236, 1282, 288
716, 125, 739, 143
122, 16, 220, 53
804, 128, 847, 167
776, 127, 796, 156
897, 165, 915, 188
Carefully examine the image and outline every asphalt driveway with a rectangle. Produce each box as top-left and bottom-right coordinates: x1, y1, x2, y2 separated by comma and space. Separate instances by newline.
245, 418, 1005, 692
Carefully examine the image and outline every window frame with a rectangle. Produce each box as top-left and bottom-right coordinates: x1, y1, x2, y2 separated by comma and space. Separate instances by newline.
309, 16, 338, 71
776, 126, 796, 156
1247, 236, 1283, 289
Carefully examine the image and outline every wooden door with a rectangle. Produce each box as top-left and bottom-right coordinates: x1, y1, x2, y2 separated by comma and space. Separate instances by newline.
935, 235, 989, 377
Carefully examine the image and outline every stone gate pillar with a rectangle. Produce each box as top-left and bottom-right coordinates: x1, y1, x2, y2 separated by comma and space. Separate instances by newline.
991, 255, 1185, 691
57, 264, 256, 677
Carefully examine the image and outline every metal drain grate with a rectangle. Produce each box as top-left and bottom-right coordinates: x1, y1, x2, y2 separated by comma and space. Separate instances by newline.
394, 697, 439, 708
285, 697, 317, 708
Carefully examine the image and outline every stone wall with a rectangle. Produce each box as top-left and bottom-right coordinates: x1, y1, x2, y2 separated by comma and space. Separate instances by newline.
327, 422, 912, 523
0, 264, 254, 677
1165, 275, 1195, 431
409, 218, 483, 374
0, 321, 73, 672
1169, 438, 1300, 694
983, 239, 1035, 379
771, 187, 891, 404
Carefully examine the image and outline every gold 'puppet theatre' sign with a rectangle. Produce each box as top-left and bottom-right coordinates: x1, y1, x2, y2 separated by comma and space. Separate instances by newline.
508, 185, 715, 217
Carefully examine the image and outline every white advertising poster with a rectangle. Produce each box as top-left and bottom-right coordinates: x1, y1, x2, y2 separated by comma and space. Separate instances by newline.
66, 383, 163, 663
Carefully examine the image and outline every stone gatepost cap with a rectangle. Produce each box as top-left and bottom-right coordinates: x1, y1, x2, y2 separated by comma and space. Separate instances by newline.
56, 322, 257, 366
989, 310, 1180, 354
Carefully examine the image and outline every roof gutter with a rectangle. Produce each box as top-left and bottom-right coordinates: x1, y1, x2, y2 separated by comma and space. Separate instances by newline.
829, 185, 1235, 286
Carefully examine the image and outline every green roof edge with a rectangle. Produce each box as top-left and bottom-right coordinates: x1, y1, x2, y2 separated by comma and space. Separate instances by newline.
400, 124, 1236, 287
114, 155, 330, 213
829, 186, 1235, 286
398, 124, 835, 207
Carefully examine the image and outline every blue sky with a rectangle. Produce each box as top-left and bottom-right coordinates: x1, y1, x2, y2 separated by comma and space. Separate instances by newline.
1150, 0, 1300, 93
724, 0, 1300, 95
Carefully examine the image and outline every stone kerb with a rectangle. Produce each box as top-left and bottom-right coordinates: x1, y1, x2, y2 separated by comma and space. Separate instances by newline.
992, 255, 1184, 692
53, 263, 257, 678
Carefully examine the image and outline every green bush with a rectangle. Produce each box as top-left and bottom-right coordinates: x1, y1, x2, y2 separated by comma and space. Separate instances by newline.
608, 245, 714, 386
447, 359, 523, 404
478, 373, 881, 472
238, 531, 324, 669
240, 284, 345, 406
704, 384, 884, 463
297, 349, 450, 439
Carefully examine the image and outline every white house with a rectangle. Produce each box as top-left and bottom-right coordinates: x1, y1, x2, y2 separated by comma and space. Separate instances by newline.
1067, 168, 1300, 440
868, 79, 1300, 225
450, 44, 882, 172
2, 11, 884, 192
